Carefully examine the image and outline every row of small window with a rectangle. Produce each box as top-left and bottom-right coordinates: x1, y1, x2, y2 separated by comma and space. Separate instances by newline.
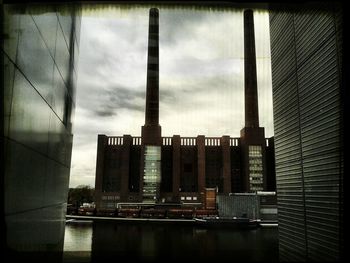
145, 150, 161, 154
248, 145, 262, 157
250, 180, 263, 185
144, 169, 160, 175
143, 174, 160, 178
143, 189, 156, 193
142, 185, 157, 190
251, 188, 263, 191
249, 167, 263, 172
143, 183, 157, 189
249, 153, 263, 158
180, 196, 198, 201
101, 195, 120, 201
144, 162, 159, 167
249, 173, 263, 178
250, 182, 263, 188
250, 177, 263, 181
143, 178, 160, 183
249, 159, 263, 164
144, 146, 161, 156
144, 156, 161, 161
249, 172, 263, 177
102, 202, 117, 208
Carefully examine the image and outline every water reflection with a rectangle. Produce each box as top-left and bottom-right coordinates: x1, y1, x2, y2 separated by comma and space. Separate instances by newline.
63, 220, 93, 262
63, 220, 278, 262
64, 220, 93, 251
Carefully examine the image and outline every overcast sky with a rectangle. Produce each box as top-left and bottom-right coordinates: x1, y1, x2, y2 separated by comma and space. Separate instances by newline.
69, 5, 274, 188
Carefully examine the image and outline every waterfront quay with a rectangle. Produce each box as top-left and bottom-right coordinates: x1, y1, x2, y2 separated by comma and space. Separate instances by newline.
66, 215, 277, 228
66, 215, 195, 224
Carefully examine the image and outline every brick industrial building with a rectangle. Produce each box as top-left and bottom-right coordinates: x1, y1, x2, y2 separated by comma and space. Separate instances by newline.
94, 8, 276, 209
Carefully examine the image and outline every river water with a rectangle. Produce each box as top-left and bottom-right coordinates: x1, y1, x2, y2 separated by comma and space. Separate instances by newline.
63, 220, 279, 262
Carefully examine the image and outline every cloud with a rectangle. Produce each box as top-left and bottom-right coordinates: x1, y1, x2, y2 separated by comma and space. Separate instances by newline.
160, 76, 245, 137
75, 82, 145, 117
159, 8, 243, 58
159, 9, 213, 47
162, 57, 242, 78
91, 85, 145, 117
94, 108, 116, 117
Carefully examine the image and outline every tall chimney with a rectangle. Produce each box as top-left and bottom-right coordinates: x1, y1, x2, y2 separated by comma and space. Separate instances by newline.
145, 8, 159, 126
142, 8, 161, 145
244, 9, 259, 128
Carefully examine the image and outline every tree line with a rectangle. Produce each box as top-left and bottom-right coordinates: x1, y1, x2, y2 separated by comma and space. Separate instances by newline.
68, 185, 95, 207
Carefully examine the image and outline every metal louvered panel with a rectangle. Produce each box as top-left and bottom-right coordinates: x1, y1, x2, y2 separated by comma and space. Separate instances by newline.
333, 2, 344, 259
271, 51, 307, 261
297, 17, 341, 259
273, 75, 298, 113
295, 11, 334, 66
271, 42, 295, 89
278, 225, 307, 261
270, 11, 293, 46
334, 4, 342, 78
270, 12, 296, 89
270, 4, 342, 261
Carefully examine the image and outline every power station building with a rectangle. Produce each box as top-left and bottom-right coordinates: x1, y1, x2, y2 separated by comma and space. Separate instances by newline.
94, 8, 276, 209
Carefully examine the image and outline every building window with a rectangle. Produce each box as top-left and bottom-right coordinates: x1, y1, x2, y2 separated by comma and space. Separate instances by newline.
143, 146, 161, 203
248, 145, 263, 191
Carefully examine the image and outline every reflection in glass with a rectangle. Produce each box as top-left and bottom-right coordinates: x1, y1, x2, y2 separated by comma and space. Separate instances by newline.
3, 3, 81, 254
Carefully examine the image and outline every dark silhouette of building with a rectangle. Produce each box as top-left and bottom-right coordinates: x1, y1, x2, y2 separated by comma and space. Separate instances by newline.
269, 2, 343, 261
94, 8, 276, 210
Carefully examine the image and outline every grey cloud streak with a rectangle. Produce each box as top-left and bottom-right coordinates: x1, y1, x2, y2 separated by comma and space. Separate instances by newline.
77, 83, 146, 117
101, 87, 145, 115
160, 9, 211, 46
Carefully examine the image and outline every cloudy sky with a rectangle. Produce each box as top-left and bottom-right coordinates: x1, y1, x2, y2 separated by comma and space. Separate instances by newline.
69, 5, 274, 188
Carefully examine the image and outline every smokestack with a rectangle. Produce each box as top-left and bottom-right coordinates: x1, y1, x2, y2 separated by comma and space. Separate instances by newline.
145, 8, 159, 126
142, 8, 161, 145
244, 9, 259, 128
